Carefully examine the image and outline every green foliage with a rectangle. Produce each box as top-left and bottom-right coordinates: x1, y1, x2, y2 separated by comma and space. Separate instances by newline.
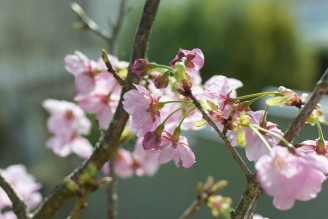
120, 0, 317, 93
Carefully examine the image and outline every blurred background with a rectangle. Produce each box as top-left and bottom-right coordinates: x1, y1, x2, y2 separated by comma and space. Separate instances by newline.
1, 0, 328, 218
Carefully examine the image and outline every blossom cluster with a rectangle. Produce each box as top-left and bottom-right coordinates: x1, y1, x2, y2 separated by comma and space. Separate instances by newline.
40, 47, 328, 213
123, 48, 328, 211
0, 165, 42, 218
43, 99, 93, 159
102, 138, 160, 178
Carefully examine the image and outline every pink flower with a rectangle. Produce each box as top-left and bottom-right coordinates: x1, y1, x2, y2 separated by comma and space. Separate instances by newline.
133, 138, 160, 176
0, 211, 16, 219
230, 110, 283, 162
102, 139, 160, 178
105, 53, 129, 72
256, 146, 328, 210
115, 149, 134, 178
158, 131, 195, 168
46, 135, 93, 158
65, 51, 103, 95
0, 165, 42, 211
245, 121, 283, 162
42, 99, 91, 137
65, 51, 92, 76
297, 139, 328, 156
65, 51, 127, 96
77, 88, 121, 129
43, 99, 93, 159
170, 48, 204, 73
123, 85, 162, 137
202, 75, 243, 109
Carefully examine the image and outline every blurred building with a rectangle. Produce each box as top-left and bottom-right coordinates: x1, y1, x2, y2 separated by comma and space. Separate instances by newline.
296, 0, 328, 44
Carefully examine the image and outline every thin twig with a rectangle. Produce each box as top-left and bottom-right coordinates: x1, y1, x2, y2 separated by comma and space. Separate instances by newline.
68, 189, 91, 219
179, 179, 227, 219
107, 155, 118, 219
102, 49, 130, 88
281, 68, 328, 143
187, 93, 252, 178
31, 1, 160, 218
179, 194, 209, 219
71, 2, 111, 41
109, 0, 130, 54
0, 171, 30, 219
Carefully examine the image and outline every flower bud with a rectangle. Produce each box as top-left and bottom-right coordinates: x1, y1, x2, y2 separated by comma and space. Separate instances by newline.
142, 124, 164, 150
154, 71, 169, 89
171, 127, 181, 143
132, 59, 152, 77
316, 139, 327, 155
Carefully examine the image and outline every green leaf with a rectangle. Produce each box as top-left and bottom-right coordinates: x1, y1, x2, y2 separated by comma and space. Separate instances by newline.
206, 100, 217, 110
265, 97, 284, 106
194, 120, 207, 127
174, 62, 186, 82
306, 116, 317, 126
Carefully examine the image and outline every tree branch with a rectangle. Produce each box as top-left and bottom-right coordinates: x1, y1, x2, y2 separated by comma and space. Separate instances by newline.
71, 2, 111, 41
109, 0, 130, 54
0, 171, 30, 219
31, 0, 161, 218
186, 93, 252, 178
102, 49, 131, 88
68, 189, 91, 219
282, 68, 328, 143
230, 175, 263, 219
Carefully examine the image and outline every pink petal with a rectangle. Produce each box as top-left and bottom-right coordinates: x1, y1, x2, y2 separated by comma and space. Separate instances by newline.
177, 144, 195, 168
70, 137, 93, 159
158, 147, 177, 164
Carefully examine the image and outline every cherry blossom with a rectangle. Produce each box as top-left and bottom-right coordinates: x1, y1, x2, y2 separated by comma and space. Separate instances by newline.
157, 131, 195, 168
202, 75, 243, 109
65, 51, 127, 97
123, 85, 162, 137
0, 165, 42, 211
297, 139, 328, 156
256, 146, 328, 210
115, 149, 134, 178
46, 135, 93, 158
170, 48, 204, 73
102, 139, 160, 178
229, 110, 283, 162
65, 51, 104, 95
77, 86, 121, 129
0, 211, 16, 219
42, 99, 91, 137
133, 138, 160, 176
43, 99, 93, 158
